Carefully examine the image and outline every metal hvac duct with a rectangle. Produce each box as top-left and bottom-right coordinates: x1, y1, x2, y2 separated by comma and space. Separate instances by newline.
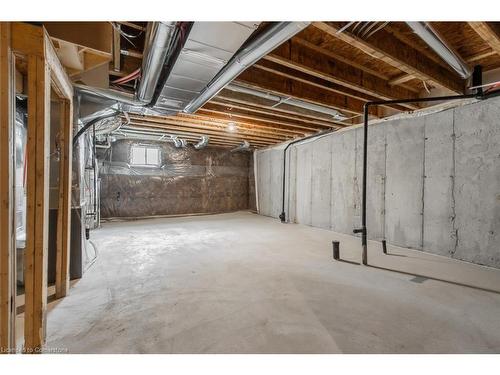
406, 22, 472, 79
231, 140, 251, 152
226, 83, 347, 120
137, 22, 178, 103
193, 135, 209, 149
74, 22, 183, 116
171, 136, 187, 148
74, 84, 142, 107
183, 22, 311, 113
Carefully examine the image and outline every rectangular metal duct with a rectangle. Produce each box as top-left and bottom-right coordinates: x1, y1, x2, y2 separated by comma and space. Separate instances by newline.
155, 22, 260, 112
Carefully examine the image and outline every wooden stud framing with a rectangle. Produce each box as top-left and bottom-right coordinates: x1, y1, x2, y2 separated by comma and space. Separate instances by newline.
0, 22, 16, 354
45, 26, 74, 302
55, 100, 73, 299
112, 25, 121, 72
6, 22, 74, 353
24, 52, 51, 353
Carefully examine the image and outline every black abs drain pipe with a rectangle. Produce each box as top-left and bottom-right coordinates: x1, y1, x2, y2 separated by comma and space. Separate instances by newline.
279, 128, 335, 223
354, 84, 500, 266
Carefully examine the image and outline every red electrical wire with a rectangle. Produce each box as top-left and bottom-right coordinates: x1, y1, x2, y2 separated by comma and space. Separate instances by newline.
112, 68, 141, 85
485, 82, 500, 93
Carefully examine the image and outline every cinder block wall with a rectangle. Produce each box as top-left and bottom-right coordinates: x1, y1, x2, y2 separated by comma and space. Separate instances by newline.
99, 140, 252, 218
255, 96, 500, 268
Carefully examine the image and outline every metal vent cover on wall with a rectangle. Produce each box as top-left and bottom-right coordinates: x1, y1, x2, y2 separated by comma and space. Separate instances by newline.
155, 22, 260, 112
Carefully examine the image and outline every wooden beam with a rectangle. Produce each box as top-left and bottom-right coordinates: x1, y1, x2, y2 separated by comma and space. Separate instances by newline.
112, 25, 121, 72
468, 22, 500, 57
267, 40, 419, 109
121, 49, 143, 59
253, 59, 412, 112
44, 31, 73, 100
126, 122, 276, 146
388, 73, 416, 86
216, 89, 349, 124
127, 118, 288, 143
209, 97, 339, 129
55, 100, 72, 299
151, 106, 325, 134
12, 22, 45, 57
387, 46, 493, 87
116, 22, 146, 32
384, 24, 451, 69
197, 105, 332, 132
132, 113, 302, 138
313, 22, 465, 94
24, 53, 50, 353
45, 27, 74, 300
236, 67, 368, 116
193, 109, 308, 137
293, 36, 390, 80
126, 118, 282, 143
466, 49, 496, 63
0, 21, 16, 354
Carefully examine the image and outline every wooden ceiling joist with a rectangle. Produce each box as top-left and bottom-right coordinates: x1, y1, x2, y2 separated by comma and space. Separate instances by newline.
293, 36, 390, 81
147, 110, 315, 135
313, 22, 465, 94
236, 67, 371, 116
388, 73, 417, 86
127, 121, 277, 146
120, 129, 265, 148
468, 22, 500, 57
208, 98, 339, 129
266, 40, 419, 110
198, 104, 333, 132
253, 60, 412, 112
125, 126, 274, 148
115, 22, 146, 32
216, 89, 355, 125
126, 116, 293, 143
178, 111, 307, 137
193, 111, 309, 137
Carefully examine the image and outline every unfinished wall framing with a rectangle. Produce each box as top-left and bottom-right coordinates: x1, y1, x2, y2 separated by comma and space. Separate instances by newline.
0, 22, 74, 354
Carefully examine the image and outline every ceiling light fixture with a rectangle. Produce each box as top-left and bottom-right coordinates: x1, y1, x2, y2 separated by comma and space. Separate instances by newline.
227, 122, 238, 132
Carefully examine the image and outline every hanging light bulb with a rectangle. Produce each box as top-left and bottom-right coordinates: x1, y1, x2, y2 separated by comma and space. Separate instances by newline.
227, 122, 237, 133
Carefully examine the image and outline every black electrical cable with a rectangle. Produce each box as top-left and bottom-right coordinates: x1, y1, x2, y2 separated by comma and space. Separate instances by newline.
72, 111, 120, 146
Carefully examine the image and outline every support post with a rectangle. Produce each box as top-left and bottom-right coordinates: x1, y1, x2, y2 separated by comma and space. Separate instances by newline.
472, 65, 483, 95
0, 21, 16, 354
55, 100, 73, 299
24, 53, 50, 353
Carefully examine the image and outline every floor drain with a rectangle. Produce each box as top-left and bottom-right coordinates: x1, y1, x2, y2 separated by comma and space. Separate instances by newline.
410, 276, 429, 284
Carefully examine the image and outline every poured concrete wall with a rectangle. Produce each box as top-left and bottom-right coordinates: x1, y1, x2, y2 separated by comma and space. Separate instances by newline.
99, 140, 252, 218
255, 97, 500, 268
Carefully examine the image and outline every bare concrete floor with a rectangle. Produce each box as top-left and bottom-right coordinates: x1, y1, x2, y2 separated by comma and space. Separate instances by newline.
46, 211, 500, 353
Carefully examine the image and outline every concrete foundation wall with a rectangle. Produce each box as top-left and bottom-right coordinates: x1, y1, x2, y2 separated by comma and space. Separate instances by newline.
99, 140, 252, 218
255, 97, 500, 268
